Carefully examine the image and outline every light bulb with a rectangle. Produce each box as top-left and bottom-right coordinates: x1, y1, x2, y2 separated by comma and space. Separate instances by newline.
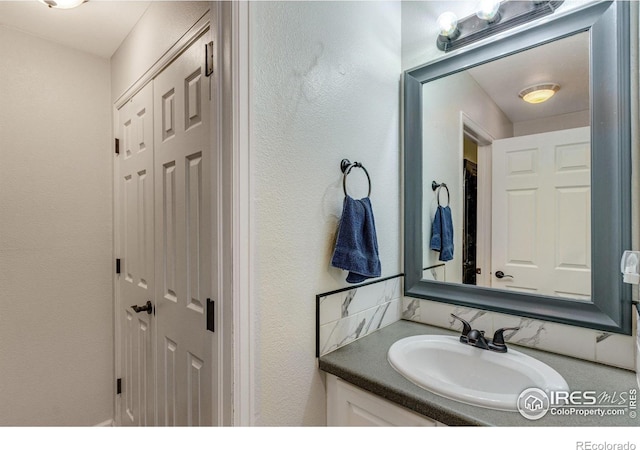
476, 0, 502, 22
437, 12, 458, 38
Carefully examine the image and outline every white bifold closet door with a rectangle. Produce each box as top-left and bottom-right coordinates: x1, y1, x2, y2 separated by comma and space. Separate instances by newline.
153, 32, 216, 427
118, 82, 156, 426
117, 30, 217, 426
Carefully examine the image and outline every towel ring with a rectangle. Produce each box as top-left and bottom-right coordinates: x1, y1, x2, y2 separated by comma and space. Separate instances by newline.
341, 159, 372, 197
432, 181, 450, 207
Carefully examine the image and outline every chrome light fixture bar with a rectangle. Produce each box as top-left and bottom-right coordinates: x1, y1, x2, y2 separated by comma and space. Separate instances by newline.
437, 0, 565, 52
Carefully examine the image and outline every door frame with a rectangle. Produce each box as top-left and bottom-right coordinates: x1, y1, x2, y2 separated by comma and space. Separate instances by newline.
460, 112, 494, 289
224, 0, 254, 426
113, 3, 237, 425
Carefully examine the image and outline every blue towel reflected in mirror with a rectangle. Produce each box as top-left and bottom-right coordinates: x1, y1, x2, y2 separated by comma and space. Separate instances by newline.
430, 205, 454, 262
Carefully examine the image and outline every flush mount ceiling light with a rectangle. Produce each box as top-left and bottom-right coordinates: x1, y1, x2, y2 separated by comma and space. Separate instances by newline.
39, 0, 87, 9
436, 0, 564, 52
518, 83, 561, 104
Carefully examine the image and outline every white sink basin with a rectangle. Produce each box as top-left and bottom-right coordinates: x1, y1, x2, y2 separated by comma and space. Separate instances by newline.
388, 335, 568, 411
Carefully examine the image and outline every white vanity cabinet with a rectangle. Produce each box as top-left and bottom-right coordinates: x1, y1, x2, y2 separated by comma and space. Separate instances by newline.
326, 374, 445, 426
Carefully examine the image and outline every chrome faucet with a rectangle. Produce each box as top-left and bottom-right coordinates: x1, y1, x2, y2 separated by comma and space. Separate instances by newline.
450, 314, 519, 353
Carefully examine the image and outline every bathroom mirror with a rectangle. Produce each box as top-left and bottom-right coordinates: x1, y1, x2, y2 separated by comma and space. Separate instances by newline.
421, 31, 591, 300
404, 1, 632, 334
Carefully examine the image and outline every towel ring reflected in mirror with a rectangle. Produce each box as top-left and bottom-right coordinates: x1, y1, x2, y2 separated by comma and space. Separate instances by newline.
432, 181, 450, 207
340, 158, 372, 198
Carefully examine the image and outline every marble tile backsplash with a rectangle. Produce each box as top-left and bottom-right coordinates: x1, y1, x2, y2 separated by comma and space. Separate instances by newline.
403, 297, 636, 371
319, 277, 402, 356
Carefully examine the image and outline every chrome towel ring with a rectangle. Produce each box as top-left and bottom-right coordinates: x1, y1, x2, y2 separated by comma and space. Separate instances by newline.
341, 159, 372, 198
432, 180, 450, 206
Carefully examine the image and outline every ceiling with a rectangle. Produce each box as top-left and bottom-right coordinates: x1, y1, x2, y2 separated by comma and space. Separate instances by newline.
466, 32, 590, 124
0, 0, 151, 58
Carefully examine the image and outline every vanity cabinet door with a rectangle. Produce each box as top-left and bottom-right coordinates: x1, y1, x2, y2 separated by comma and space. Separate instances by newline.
326, 374, 443, 426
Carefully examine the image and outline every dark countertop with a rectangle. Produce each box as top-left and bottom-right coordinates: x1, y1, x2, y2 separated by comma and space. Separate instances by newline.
319, 320, 640, 426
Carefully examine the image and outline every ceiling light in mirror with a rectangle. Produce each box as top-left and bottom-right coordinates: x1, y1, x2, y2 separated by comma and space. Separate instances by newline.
39, 0, 86, 9
519, 83, 560, 104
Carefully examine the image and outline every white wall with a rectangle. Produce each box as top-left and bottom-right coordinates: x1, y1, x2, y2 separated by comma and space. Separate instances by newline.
250, 1, 401, 425
422, 71, 512, 283
110, 1, 209, 102
0, 25, 113, 425
513, 109, 590, 136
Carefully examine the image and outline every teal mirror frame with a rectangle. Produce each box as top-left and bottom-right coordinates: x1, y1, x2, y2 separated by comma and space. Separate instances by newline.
404, 1, 632, 334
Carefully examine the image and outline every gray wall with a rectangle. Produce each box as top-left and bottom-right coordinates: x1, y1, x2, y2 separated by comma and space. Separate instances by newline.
0, 25, 113, 425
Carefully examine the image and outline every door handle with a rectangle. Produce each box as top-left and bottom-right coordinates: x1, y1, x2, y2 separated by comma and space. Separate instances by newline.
131, 300, 153, 315
495, 271, 513, 280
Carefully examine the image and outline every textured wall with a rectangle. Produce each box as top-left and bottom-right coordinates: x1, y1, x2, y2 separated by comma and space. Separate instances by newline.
251, 1, 401, 425
0, 26, 113, 425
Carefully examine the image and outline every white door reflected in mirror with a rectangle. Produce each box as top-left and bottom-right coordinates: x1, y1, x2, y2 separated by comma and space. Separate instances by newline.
491, 127, 591, 301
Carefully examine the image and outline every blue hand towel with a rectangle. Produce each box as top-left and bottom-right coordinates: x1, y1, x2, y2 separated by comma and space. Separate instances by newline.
430, 206, 443, 252
331, 195, 381, 284
430, 205, 454, 262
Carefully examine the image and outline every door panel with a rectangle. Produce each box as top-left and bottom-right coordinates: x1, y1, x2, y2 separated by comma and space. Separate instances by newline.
154, 32, 215, 426
118, 82, 155, 426
491, 127, 590, 299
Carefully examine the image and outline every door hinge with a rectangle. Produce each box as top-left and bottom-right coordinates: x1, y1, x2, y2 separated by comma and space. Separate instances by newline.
205, 41, 214, 77
116, 378, 122, 395
115, 138, 120, 155
116, 258, 121, 274
206, 298, 215, 332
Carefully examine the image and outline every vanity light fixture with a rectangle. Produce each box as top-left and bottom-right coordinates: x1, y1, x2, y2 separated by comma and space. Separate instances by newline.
436, 0, 564, 52
518, 83, 560, 104
39, 0, 87, 9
